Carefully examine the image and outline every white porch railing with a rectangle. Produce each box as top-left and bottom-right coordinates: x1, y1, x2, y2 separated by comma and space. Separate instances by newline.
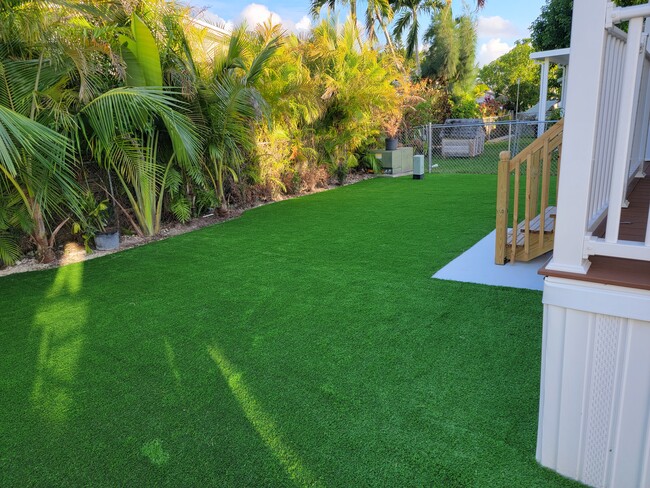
582, 5, 650, 262
588, 27, 627, 230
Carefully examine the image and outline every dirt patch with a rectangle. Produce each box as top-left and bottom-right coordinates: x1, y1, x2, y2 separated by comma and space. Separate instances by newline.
0, 174, 376, 278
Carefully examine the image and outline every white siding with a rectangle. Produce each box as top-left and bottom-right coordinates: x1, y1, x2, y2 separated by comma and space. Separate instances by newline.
538, 277, 650, 487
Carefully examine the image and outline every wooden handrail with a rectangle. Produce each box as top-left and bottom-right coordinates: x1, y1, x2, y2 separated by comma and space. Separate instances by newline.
509, 119, 564, 169
495, 119, 564, 264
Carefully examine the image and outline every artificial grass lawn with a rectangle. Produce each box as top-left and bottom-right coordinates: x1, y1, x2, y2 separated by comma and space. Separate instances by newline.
0, 175, 581, 487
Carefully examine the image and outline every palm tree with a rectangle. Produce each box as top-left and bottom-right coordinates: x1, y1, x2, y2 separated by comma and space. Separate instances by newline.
0, 99, 80, 263
309, 18, 401, 179
80, 87, 201, 237
391, 0, 485, 74
1, 1, 202, 253
364, 0, 392, 44
0, 1, 100, 262
310, 0, 364, 47
366, 0, 406, 72
391, 0, 445, 73
195, 26, 280, 209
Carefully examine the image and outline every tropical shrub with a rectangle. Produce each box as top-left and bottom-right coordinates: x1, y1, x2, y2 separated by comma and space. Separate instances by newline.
403, 80, 451, 128
0, 0, 416, 263
450, 93, 480, 119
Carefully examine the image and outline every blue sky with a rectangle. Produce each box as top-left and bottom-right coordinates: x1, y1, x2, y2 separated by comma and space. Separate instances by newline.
192, 0, 547, 66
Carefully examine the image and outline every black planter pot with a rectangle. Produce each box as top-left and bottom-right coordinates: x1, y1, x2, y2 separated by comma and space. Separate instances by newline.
385, 137, 398, 151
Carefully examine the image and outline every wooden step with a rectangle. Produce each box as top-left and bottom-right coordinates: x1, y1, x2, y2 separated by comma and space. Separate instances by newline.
507, 206, 557, 247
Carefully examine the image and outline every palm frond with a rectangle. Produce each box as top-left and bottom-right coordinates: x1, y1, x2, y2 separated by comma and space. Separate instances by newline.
0, 230, 21, 265
392, 9, 412, 41
0, 105, 71, 179
405, 14, 419, 59
246, 36, 281, 85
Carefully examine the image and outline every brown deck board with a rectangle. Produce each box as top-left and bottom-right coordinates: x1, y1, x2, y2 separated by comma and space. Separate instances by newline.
594, 175, 649, 242
540, 255, 650, 291
541, 173, 650, 290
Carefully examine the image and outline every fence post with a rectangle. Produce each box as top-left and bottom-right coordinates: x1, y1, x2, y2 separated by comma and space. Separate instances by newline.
427, 123, 432, 173
495, 150, 511, 265
508, 120, 512, 153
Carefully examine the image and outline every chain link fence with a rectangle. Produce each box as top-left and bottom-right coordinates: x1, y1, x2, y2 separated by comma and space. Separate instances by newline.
398, 120, 559, 175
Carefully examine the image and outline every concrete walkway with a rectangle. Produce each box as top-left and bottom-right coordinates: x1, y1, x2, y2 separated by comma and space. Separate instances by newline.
432, 230, 550, 291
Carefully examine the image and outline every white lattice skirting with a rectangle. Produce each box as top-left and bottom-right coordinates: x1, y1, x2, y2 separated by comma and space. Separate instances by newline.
537, 277, 650, 487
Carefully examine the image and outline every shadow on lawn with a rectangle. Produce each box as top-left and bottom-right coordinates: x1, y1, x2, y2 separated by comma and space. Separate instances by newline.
16, 245, 306, 485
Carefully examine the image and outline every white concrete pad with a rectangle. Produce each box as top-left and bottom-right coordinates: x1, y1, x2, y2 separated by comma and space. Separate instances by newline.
432, 230, 550, 291
379, 171, 413, 178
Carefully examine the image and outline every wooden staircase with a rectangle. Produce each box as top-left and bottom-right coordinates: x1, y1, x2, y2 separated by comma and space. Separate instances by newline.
495, 119, 564, 264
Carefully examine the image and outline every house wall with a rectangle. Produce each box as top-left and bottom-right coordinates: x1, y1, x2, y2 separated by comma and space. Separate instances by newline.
537, 277, 650, 488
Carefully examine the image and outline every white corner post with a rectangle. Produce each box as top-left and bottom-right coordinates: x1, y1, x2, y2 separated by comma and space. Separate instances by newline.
544, 0, 610, 275
537, 59, 550, 136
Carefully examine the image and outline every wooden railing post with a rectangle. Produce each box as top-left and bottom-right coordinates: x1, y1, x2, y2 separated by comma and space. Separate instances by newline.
495, 151, 511, 264
529, 149, 542, 220
539, 138, 552, 249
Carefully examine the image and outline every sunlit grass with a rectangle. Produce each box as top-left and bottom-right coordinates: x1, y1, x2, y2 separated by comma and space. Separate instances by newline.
31, 262, 87, 423
209, 345, 323, 487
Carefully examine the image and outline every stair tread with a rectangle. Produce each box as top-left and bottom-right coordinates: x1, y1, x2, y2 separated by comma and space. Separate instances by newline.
507, 206, 556, 246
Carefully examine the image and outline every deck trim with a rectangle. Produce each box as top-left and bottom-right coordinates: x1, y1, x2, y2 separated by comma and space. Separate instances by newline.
540, 255, 650, 291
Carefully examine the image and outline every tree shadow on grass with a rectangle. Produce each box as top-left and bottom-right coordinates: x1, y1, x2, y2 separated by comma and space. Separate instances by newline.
2, 243, 306, 486
0, 256, 88, 481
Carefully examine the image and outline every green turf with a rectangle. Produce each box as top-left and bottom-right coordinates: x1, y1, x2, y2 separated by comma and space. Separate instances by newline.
0, 175, 582, 487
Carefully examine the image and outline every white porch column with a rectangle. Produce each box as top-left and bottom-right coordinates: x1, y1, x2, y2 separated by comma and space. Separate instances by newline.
544, 0, 610, 275
559, 65, 568, 111
537, 59, 550, 136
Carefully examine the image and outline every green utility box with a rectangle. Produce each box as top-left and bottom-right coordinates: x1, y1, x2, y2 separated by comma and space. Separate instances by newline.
374, 147, 414, 175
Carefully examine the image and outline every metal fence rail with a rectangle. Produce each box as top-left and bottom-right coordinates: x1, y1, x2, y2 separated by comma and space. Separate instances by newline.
398, 120, 559, 175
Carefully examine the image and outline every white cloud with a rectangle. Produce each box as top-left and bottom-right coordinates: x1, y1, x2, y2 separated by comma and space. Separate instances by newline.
295, 15, 311, 32
478, 38, 512, 66
477, 16, 520, 39
239, 3, 282, 28
235, 4, 313, 33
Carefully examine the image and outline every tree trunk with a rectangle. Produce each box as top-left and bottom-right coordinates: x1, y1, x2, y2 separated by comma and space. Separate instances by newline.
376, 11, 405, 74
413, 8, 420, 75
349, 1, 364, 49
31, 200, 56, 263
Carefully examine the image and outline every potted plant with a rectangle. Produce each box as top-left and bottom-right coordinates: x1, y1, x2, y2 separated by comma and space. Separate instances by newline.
94, 204, 119, 251
383, 114, 401, 150
382, 79, 424, 151
73, 191, 119, 252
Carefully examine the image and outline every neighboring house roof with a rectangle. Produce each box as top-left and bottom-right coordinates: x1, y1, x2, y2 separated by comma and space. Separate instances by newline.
189, 17, 229, 36
522, 100, 559, 116
530, 47, 570, 66
187, 15, 230, 59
